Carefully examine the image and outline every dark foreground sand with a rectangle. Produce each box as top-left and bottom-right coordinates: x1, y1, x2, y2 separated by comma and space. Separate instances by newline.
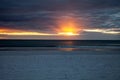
0, 50, 120, 80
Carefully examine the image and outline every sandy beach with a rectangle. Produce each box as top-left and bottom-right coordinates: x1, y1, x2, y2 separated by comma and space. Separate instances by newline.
0, 50, 120, 80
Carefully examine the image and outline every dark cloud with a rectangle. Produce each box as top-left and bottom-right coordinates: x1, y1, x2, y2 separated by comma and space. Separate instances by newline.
0, 8, 120, 31
71, 0, 120, 8
0, 0, 120, 11
0, 0, 120, 32
0, 0, 120, 22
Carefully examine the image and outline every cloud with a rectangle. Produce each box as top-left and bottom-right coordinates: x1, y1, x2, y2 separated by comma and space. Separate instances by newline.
0, 0, 120, 11
0, 0, 120, 39
0, 8, 120, 33
83, 28, 120, 35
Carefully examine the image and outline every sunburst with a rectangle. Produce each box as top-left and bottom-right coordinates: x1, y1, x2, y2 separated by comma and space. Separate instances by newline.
55, 17, 81, 36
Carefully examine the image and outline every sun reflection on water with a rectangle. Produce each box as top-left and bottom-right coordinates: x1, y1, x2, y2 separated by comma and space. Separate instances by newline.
58, 40, 77, 51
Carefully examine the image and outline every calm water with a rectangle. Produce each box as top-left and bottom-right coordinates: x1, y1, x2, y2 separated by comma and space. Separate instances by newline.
0, 40, 120, 51
0, 40, 120, 47
0, 40, 120, 80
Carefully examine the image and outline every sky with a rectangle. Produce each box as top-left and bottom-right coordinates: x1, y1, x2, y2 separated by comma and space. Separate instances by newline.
0, 0, 120, 40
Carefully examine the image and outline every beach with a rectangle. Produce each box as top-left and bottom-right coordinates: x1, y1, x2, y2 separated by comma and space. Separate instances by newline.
0, 0, 120, 79
0, 49, 120, 80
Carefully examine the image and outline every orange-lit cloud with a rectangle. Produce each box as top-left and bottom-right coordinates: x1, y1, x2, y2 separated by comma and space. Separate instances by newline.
1, 27, 119, 39
0, 28, 79, 36
0, 28, 55, 36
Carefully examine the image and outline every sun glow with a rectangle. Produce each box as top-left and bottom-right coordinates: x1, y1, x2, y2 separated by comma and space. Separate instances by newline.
55, 17, 81, 36
58, 32, 79, 36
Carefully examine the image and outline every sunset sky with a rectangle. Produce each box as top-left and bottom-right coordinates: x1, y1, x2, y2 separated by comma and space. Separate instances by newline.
0, 0, 120, 40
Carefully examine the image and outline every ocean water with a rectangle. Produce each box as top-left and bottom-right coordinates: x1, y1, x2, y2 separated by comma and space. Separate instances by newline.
0, 40, 120, 80
0, 40, 119, 51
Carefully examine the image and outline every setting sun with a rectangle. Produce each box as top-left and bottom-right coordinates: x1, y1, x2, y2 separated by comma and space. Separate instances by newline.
57, 26, 80, 36
58, 32, 79, 36
55, 17, 81, 36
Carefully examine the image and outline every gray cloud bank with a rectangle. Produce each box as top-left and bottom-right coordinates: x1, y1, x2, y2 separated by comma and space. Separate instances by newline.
0, 0, 120, 10
0, 8, 120, 31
